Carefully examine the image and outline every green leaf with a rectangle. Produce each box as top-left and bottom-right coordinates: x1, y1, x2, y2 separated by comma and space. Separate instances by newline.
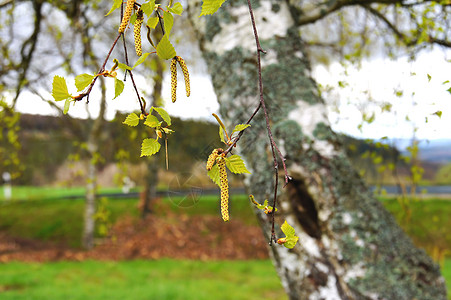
199, 0, 227, 16
130, 13, 137, 25
141, 0, 156, 16
147, 17, 159, 29
163, 11, 174, 35
52, 75, 71, 101
207, 164, 220, 186
113, 78, 124, 100
153, 107, 171, 126
283, 236, 299, 249
281, 221, 296, 237
123, 113, 140, 127
427, 74, 432, 82
225, 155, 250, 174
63, 99, 71, 115
118, 63, 132, 71
156, 35, 176, 60
168, 2, 184, 15
433, 111, 442, 118
75, 73, 94, 92
232, 124, 250, 134
447, 87, 451, 95
219, 126, 226, 144
162, 127, 174, 134
133, 52, 151, 69
141, 138, 161, 157
144, 115, 160, 128
279, 221, 299, 249
105, 0, 122, 16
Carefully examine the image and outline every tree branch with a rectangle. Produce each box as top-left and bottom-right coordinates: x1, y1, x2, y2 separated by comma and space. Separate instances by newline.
12, 0, 43, 108
364, 5, 451, 49
242, 0, 291, 245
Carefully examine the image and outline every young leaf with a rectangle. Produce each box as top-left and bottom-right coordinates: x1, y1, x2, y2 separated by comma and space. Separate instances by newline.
219, 126, 226, 144
279, 221, 299, 249
163, 11, 174, 35
130, 13, 137, 25
75, 73, 94, 92
52, 75, 71, 101
232, 124, 251, 134
105, 0, 122, 16
225, 155, 250, 174
113, 78, 124, 100
281, 220, 296, 237
156, 35, 176, 60
207, 163, 221, 186
147, 17, 159, 29
162, 127, 174, 134
63, 99, 71, 115
123, 113, 140, 127
141, 138, 161, 157
118, 63, 132, 71
168, 2, 184, 15
153, 107, 171, 126
433, 111, 442, 118
144, 115, 160, 128
141, 0, 156, 16
427, 74, 432, 82
132, 53, 151, 69
200, 0, 227, 16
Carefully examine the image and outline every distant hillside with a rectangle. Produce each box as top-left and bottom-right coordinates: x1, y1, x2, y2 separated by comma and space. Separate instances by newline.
393, 139, 451, 164
417, 140, 451, 163
7, 114, 447, 186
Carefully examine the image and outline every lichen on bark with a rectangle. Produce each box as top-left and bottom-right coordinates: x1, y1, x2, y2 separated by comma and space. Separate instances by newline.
188, 0, 447, 298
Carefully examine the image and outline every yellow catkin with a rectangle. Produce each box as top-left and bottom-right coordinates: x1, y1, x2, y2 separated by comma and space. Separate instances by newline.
170, 58, 177, 103
118, 0, 135, 33
218, 156, 229, 222
176, 56, 190, 97
134, 9, 143, 56
206, 148, 220, 171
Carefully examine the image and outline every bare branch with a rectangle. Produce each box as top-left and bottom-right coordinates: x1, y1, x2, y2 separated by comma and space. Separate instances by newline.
364, 5, 451, 49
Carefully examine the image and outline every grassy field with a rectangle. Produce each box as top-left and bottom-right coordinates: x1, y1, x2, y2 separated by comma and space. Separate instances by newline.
0, 259, 287, 300
0, 194, 257, 248
0, 188, 450, 297
0, 186, 140, 201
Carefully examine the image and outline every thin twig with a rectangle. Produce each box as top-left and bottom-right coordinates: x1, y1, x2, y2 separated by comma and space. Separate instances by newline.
121, 31, 146, 115
231, 0, 290, 245
73, 32, 122, 102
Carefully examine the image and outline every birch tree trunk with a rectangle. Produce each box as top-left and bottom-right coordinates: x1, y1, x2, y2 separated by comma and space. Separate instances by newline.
188, 1, 447, 299
82, 78, 107, 250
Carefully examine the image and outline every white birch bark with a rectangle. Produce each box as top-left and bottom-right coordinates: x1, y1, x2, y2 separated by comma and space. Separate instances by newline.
188, 0, 447, 299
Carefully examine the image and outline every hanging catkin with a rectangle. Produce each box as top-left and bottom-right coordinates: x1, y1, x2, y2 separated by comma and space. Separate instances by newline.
118, 0, 135, 33
206, 148, 221, 171
134, 9, 144, 56
218, 156, 229, 222
176, 56, 190, 97
170, 58, 177, 103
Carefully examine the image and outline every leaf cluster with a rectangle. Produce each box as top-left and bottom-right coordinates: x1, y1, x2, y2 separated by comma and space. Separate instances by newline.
122, 107, 173, 158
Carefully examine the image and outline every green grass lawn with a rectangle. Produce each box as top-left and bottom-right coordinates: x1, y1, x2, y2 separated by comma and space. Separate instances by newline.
0, 259, 287, 300
0, 190, 450, 297
380, 197, 451, 262
0, 186, 140, 202
0, 194, 256, 247
0, 197, 139, 247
